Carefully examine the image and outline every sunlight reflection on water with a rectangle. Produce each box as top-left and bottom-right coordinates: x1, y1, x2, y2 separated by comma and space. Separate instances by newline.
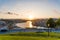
26, 21, 33, 28
16, 21, 33, 28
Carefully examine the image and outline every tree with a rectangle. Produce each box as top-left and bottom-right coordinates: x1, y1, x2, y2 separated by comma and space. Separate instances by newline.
56, 18, 60, 29
56, 18, 60, 26
46, 18, 56, 36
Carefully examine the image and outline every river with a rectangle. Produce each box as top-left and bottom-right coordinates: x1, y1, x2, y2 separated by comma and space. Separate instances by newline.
16, 21, 35, 28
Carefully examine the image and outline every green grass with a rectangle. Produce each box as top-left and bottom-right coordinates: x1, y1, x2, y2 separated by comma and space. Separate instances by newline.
0, 32, 60, 40
0, 36, 60, 40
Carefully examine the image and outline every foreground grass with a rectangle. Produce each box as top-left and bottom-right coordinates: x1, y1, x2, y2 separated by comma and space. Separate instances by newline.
0, 36, 60, 40
0, 32, 60, 40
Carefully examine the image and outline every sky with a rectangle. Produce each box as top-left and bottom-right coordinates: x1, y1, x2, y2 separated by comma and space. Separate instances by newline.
0, 0, 60, 19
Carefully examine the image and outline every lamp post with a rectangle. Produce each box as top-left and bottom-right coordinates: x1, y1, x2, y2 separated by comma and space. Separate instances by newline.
47, 24, 50, 37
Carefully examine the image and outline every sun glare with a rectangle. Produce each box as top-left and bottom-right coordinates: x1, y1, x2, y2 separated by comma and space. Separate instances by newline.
28, 15, 34, 20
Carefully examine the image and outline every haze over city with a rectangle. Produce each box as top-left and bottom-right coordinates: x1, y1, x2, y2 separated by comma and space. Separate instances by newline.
0, 0, 60, 19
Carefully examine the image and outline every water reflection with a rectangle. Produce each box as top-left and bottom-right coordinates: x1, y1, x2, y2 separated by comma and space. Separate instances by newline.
16, 21, 33, 28
26, 21, 33, 28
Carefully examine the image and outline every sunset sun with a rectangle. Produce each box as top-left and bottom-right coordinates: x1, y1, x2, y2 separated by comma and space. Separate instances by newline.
28, 15, 34, 20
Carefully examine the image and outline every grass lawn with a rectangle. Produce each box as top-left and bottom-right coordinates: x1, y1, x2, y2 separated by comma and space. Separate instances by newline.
0, 32, 60, 40
0, 36, 60, 40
